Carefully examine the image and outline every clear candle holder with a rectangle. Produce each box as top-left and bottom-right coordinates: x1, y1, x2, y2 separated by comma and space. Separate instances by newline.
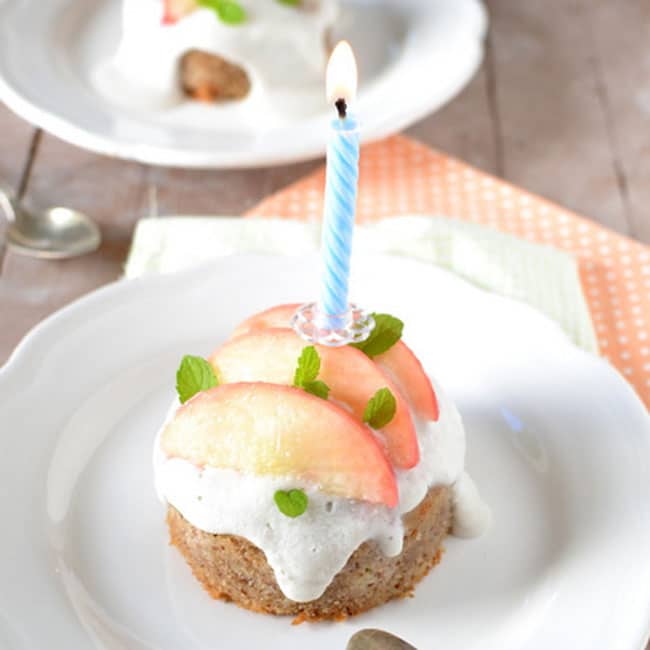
291, 302, 375, 347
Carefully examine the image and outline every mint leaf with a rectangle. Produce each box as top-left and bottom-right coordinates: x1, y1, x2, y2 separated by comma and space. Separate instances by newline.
176, 355, 218, 404
303, 380, 330, 400
294, 346, 320, 386
197, 0, 246, 24
363, 388, 397, 429
274, 489, 308, 518
276, 0, 301, 5
293, 346, 330, 399
217, 0, 246, 23
197, 0, 223, 15
351, 313, 404, 358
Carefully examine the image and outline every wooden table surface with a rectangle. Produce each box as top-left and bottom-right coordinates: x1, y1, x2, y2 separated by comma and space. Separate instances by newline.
1, 0, 649, 365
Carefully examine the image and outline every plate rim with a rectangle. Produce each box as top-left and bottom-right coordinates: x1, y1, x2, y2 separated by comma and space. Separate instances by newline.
0, 0, 488, 169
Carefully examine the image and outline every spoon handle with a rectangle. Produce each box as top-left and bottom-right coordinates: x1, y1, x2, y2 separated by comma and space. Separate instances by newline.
0, 181, 17, 223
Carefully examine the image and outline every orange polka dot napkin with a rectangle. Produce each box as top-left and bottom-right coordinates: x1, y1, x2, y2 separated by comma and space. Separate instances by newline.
246, 135, 650, 409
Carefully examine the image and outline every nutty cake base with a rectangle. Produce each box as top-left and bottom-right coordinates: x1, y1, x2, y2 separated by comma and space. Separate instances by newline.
167, 485, 452, 622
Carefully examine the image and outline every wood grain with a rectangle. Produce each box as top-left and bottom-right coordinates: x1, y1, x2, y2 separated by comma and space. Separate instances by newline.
150, 159, 321, 217
583, 0, 650, 242
482, 0, 631, 235
406, 66, 498, 175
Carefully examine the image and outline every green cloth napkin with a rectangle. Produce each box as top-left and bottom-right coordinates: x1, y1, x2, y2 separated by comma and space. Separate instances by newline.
125, 215, 598, 353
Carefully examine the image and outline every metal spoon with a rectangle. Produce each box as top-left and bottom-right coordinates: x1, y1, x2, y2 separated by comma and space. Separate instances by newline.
347, 629, 418, 650
0, 182, 101, 259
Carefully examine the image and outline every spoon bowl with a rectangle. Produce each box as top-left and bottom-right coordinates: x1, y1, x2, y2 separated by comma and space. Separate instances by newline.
347, 629, 418, 650
1, 185, 101, 259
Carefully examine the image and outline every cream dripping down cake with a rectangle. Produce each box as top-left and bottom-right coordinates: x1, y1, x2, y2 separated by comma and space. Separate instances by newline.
154, 304, 490, 622
105, 0, 339, 107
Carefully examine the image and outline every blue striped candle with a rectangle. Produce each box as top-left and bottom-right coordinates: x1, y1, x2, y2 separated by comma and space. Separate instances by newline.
319, 114, 360, 327
291, 42, 374, 347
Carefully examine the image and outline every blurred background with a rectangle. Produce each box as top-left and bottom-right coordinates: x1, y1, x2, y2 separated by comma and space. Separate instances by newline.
0, 0, 648, 361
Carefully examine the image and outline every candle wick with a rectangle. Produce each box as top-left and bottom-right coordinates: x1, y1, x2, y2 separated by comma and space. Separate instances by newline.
335, 98, 347, 119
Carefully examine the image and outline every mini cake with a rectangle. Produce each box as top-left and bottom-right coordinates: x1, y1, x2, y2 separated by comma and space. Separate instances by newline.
104, 0, 338, 108
154, 305, 490, 621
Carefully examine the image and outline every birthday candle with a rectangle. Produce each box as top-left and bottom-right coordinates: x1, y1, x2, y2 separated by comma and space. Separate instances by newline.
319, 42, 360, 327
291, 41, 373, 347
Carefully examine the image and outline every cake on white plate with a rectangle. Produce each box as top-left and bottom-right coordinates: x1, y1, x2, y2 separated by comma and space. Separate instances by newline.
98, 0, 339, 110
154, 305, 490, 622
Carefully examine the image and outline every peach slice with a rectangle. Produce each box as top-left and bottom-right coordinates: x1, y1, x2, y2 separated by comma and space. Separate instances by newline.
162, 0, 198, 25
161, 382, 398, 507
230, 303, 303, 339
376, 343, 439, 421
210, 328, 419, 469
232, 304, 439, 421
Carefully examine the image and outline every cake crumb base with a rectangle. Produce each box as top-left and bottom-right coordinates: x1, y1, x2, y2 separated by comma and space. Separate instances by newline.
167, 485, 451, 622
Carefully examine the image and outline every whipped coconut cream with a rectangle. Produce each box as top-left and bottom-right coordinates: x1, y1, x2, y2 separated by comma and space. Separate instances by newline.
93, 0, 338, 115
451, 471, 492, 538
154, 380, 490, 603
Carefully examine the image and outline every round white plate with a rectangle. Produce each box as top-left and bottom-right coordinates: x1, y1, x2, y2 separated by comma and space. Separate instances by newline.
0, 0, 486, 168
1, 254, 649, 650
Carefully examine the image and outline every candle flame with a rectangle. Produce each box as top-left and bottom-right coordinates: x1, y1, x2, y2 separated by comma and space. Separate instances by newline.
326, 41, 358, 106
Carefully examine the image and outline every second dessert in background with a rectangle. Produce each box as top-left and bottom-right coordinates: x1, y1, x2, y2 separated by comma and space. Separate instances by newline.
100, 0, 338, 107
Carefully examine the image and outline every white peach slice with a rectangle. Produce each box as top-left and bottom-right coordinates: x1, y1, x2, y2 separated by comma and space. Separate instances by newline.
161, 382, 398, 507
376, 342, 439, 421
232, 304, 439, 421
162, 0, 198, 25
209, 328, 419, 469
230, 303, 302, 339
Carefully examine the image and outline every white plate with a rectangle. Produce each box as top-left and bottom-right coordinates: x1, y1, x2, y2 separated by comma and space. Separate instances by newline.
0, 0, 486, 168
1, 254, 649, 650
